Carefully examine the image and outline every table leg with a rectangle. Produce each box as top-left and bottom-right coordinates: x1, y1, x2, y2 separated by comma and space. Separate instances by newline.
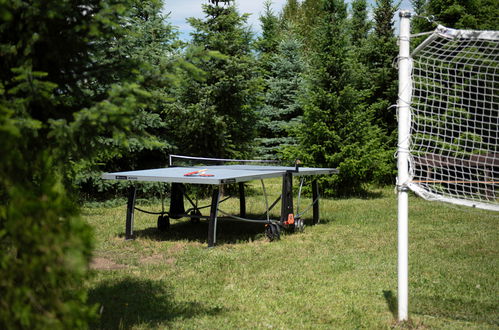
169, 183, 186, 219
281, 172, 294, 223
125, 185, 137, 240
208, 186, 221, 247
239, 182, 246, 218
312, 179, 320, 224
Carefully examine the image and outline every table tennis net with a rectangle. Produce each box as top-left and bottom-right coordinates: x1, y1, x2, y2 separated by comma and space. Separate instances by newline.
168, 154, 281, 168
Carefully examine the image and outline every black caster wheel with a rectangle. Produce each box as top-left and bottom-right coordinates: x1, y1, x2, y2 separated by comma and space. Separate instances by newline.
265, 223, 281, 241
157, 215, 170, 231
190, 210, 202, 224
274, 223, 281, 240
265, 224, 274, 241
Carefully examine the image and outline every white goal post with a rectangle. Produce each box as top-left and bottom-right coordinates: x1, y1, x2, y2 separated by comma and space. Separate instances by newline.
396, 11, 499, 321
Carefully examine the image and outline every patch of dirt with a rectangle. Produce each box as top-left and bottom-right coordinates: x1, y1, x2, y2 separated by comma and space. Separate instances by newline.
168, 242, 187, 254
140, 254, 176, 266
90, 257, 128, 270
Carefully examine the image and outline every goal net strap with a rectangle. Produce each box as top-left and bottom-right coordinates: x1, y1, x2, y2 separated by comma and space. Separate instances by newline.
407, 25, 499, 211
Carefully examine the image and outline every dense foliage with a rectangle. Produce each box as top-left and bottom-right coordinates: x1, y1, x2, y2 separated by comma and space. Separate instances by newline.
1, 0, 496, 327
0, 0, 186, 327
256, 36, 306, 160
411, 0, 499, 32
1, 1, 109, 327
167, 1, 260, 159
270, 0, 399, 193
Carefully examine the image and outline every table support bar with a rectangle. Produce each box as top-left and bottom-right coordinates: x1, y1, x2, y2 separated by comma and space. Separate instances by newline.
312, 179, 320, 224
208, 187, 221, 247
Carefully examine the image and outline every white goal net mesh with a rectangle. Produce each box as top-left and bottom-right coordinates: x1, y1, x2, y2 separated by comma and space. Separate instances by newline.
408, 25, 499, 211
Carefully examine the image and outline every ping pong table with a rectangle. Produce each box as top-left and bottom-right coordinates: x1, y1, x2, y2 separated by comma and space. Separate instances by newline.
102, 162, 338, 247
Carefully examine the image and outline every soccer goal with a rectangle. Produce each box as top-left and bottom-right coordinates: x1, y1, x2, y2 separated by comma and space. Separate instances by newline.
396, 11, 498, 321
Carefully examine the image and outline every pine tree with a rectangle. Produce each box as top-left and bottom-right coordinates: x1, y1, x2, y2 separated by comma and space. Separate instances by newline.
295, 0, 389, 194
348, 0, 400, 184
294, 0, 350, 169
168, 1, 260, 158
350, 0, 370, 47
363, 0, 399, 134
0, 0, 189, 326
411, 0, 498, 30
426, 0, 498, 29
0, 0, 158, 327
255, 0, 282, 74
281, 0, 323, 50
411, 0, 433, 33
256, 36, 306, 159
281, 0, 301, 25
73, 0, 183, 197
297, 0, 348, 179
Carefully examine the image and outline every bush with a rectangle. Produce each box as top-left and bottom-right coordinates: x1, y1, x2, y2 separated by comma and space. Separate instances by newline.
0, 155, 96, 328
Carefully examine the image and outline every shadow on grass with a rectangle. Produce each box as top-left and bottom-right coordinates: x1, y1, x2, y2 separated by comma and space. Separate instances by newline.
383, 290, 398, 319
132, 215, 269, 245
89, 277, 223, 329
131, 215, 322, 245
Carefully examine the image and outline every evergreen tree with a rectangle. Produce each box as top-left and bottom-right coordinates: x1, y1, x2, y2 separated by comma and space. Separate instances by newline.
350, 0, 400, 184
72, 0, 184, 197
281, 0, 323, 50
0, 0, 132, 327
255, 0, 282, 74
168, 1, 260, 158
290, 0, 349, 170
256, 36, 306, 159
350, 0, 370, 47
411, 0, 433, 33
0, 0, 186, 326
363, 0, 399, 135
425, 0, 498, 30
346, 0, 375, 103
294, 0, 388, 194
281, 0, 301, 25
410, 0, 498, 31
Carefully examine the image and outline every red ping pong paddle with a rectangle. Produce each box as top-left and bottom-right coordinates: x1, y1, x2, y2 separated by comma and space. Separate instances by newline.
184, 169, 214, 177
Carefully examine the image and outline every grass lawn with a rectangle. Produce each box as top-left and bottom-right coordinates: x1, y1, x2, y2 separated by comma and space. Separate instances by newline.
83, 180, 498, 329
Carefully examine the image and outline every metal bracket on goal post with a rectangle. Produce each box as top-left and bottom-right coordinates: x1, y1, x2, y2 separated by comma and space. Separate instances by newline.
397, 10, 412, 322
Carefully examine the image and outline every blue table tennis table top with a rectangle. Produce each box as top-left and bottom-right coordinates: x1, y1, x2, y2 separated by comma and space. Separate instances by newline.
102, 165, 338, 185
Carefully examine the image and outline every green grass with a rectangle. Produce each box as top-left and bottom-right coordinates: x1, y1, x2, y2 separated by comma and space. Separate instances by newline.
83, 180, 498, 329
